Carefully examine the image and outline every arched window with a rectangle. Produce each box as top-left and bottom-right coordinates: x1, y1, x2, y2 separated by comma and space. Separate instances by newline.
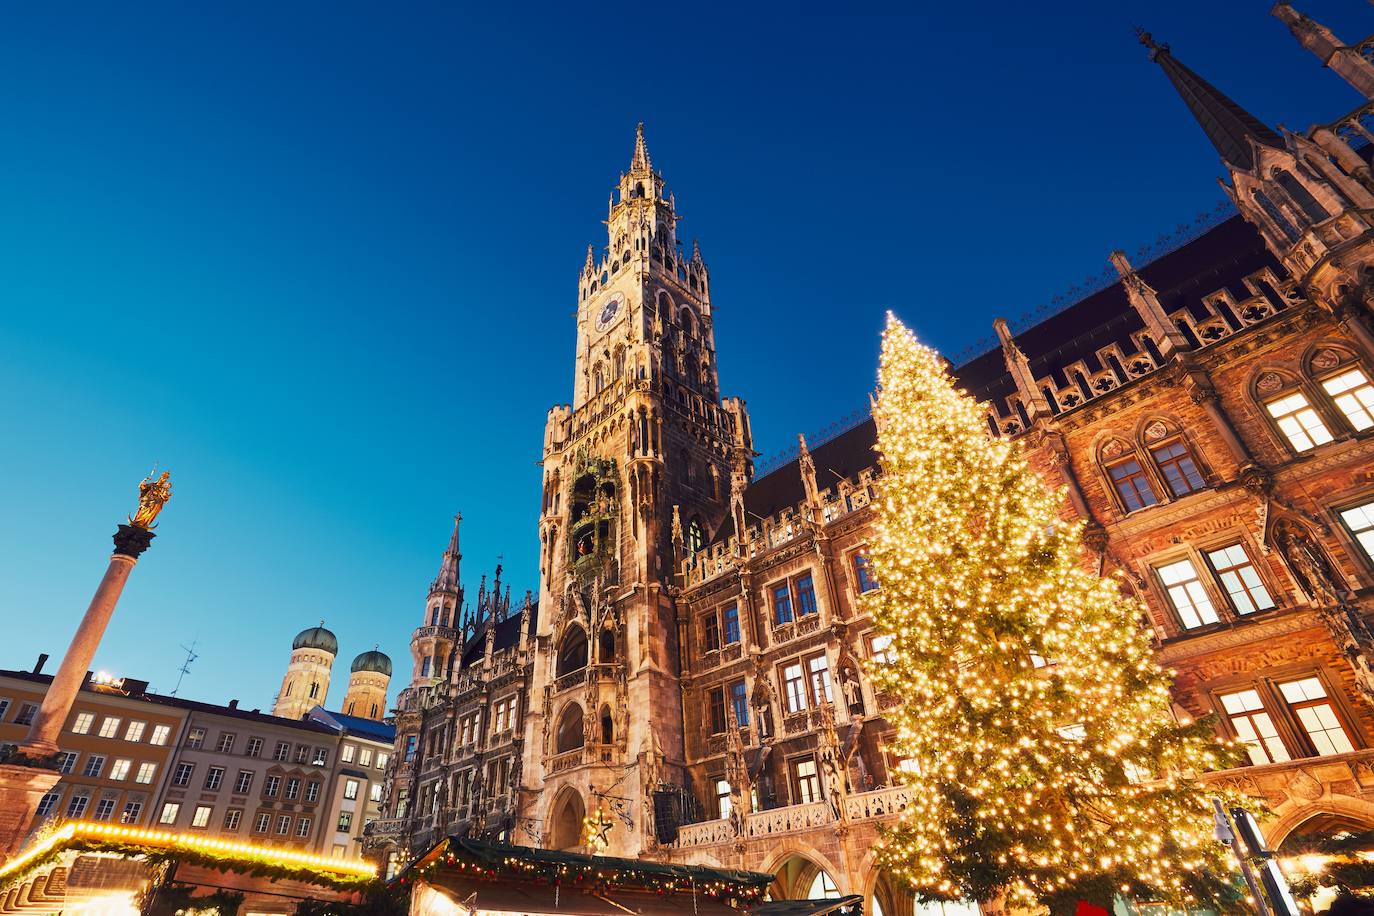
599, 705, 614, 744
1253, 190, 1299, 242
557, 627, 588, 676
431, 607, 440, 626
593, 363, 606, 394
346, 701, 355, 715
1099, 438, 1158, 513
1254, 370, 1335, 453
679, 307, 696, 337
285, 681, 293, 697
1308, 346, 1374, 433
309, 682, 320, 699
555, 703, 585, 753
370, 703, 378, 718
599, 627, 616, 663
1140, 420, 1207, 498
1273, 169, 1330, 223
688, 517, 704, 554
806, 872, 840, 900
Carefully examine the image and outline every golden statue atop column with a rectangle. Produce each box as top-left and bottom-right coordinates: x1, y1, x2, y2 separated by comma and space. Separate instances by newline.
130, 470, 172, 529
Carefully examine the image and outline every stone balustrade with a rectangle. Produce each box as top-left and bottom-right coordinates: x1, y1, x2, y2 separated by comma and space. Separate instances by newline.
361, 817, 406, 838
669, 784, 915, 848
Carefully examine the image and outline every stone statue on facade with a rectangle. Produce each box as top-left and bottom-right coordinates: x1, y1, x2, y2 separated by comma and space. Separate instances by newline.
129, 470, 172, 529
1274, 519, 1346, 604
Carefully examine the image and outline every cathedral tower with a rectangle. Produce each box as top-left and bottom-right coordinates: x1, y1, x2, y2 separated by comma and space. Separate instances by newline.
1142, 31, 1374, 353
344, 649, 392, 720
1272, 3, 1374, 100
272, 623, 337, 720
411, 514, 463, 687
525, 125, 753, 855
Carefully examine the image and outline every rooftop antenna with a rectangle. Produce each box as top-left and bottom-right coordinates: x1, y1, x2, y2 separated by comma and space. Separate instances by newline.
170, 640, 199, 697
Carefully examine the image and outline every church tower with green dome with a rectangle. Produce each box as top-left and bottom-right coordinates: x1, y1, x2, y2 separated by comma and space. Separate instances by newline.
271, 623, 338, 720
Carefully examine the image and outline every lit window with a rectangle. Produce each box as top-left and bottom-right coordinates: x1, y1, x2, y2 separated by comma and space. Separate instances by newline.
121, 801, 142, 823
868, 633, 894, 665
1150, 439, 1207, 497
359, 748, 373, 767
1322, 367, 1374, 431
135, 762, 157, 784
83, 755, 106, 778
1057, 724, 1087, 741
1340, 501, 1374, 563
807, 872, 841, 900
1205, 544, 1275, 615
341, 744, 356, 763
773, 584, 794, 625
191, 805, 212, 828
1156, 558, 1220, 629
1219, 690, 1289, 765
338, 811, 354, 832
1266, 391, 1333, 452
312, 747, 328, 766
783, 663, 806, 713
109, 758, 131, 781
377, 752, 390, 769
297, 816, 312, 838
370, 783, 383, 802
808, 654, 833, 704
186, 728, 205, 749
796, 574, 818, 616
67, 795, 90, 819
853, 553, 879, 593
420, 656, 432, 678
404, 735, 417, 762
1108, 458, 1158, 512
344, 779, 359, 800
84, 798, 111, 823
205, 766, 225, 790
71, 712, 95, 734
159, 803, 180, 825
36, 790, 62, 817
216, 732, 235, 753
254, 813, 271, 833
1279, 678, 1355, 756
246, 737, 263, 757
173, 763, 194, 787
56, 751, 78, 774
149, 725, 170, 746
792, 757, 821, 805
124, 721, 145, 742
234, 770, 253, 793
716, 779, 732, 819
224, 809, 242, 831
97, 717, 121, 738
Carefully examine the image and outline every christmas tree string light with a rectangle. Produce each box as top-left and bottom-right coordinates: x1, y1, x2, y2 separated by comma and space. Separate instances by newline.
863, 315, 1249, 913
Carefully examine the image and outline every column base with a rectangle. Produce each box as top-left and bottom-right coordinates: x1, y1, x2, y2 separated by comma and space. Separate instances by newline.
0, 763, 61, 860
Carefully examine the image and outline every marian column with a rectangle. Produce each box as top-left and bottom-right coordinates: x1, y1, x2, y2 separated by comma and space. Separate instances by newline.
0, 472, 170, 858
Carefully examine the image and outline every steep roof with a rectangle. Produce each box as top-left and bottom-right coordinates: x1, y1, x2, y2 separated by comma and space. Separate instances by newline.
459, 600, 538, 668
307, 706, 396, 743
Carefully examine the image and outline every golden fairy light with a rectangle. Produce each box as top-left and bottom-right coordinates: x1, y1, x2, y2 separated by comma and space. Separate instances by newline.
862, 315, 1247, 911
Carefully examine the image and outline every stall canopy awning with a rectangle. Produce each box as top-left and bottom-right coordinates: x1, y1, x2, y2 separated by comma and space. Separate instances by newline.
398, 837, 858, 916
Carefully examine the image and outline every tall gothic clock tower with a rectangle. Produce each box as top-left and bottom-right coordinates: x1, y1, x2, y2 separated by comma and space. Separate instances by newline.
524, 125, 753, 855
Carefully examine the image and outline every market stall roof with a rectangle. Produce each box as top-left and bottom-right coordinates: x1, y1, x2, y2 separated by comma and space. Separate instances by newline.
398, 837, 858, 916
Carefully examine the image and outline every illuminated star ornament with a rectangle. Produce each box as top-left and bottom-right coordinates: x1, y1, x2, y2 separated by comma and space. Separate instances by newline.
862, 315, 1250, 912
582, 809, 614, 855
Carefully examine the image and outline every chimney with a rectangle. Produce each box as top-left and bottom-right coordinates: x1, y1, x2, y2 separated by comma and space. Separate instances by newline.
228, 699, 239, 710
33, 653, 49, 676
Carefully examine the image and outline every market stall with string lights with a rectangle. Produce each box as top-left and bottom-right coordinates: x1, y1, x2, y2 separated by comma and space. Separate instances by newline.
397, 838, 861, 916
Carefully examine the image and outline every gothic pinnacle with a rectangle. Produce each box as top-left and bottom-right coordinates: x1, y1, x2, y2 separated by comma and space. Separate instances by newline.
630, 121, 652, 173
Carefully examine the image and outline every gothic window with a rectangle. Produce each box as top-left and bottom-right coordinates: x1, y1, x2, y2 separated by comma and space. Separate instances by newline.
557, 627, 588, 676
309, 682, 320, 699
729, 680, 749, 726
707, 687, 727, 735
772, 583, 794, 625
679, 307, 695, 337
430, 607, 440, 626
1154, 557, 1220, 630
790, 756, 821, 805
722, 605, 740, 645
853, 553, 879, 593
1105, 454, 1158, 513
613, 347, 625, 380
1253, 190, 1299, 242
1218, 689, 1289, 766
1321, 366, 1374, 432
1280, 677, 1355, 755
702, 612, 720, 653
599, 705, 613, 744
1145, 434, 1206, 498
555, 703, 584, 753
593, 363, 606, 395
599, 627, 615, 662
795, 574, 818, 616
1264, 388, 1333, 452
1273, 169, 1330, 223
688, 517, 704, 554
1338, 499, 1374, 563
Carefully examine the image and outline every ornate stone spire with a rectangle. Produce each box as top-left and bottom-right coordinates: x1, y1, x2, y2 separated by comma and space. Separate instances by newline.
1138, 30, 1283, 172
994, 319, 1052, 422
1108, 250, 1192, 357
432, 513, 462, 595
798, 433, 820, 509
630, 122, 652, 174
1272, 3, 1374, 100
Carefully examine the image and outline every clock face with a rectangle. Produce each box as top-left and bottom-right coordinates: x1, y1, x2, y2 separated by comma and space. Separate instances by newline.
595, 296, 621, 332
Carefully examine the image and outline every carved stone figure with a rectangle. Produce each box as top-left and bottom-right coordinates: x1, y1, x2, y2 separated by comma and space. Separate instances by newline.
1275, 520, 1344, 604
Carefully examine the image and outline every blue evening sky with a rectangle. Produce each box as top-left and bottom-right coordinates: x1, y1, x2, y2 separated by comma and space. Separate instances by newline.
1, 1, 1368, 711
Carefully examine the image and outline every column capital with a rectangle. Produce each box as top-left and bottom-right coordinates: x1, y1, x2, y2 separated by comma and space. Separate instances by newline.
112, 524, 155, 559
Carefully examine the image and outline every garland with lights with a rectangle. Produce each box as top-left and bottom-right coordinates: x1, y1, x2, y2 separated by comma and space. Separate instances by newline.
398, 838, 769, 908
0, 822, 377, 895
863, 315, 1250, 914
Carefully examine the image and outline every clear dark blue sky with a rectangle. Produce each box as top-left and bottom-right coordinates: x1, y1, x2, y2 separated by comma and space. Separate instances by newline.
1, 1, 1368, 710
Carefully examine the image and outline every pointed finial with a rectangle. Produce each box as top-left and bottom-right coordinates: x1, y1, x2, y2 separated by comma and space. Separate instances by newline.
584, 244, 595, 273
1136, 28, 1167, 59
797, 432, 811, 458
631, 122, 651, 172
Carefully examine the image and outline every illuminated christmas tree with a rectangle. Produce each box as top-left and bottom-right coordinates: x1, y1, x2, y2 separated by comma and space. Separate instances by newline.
865, 315, 1245, 913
